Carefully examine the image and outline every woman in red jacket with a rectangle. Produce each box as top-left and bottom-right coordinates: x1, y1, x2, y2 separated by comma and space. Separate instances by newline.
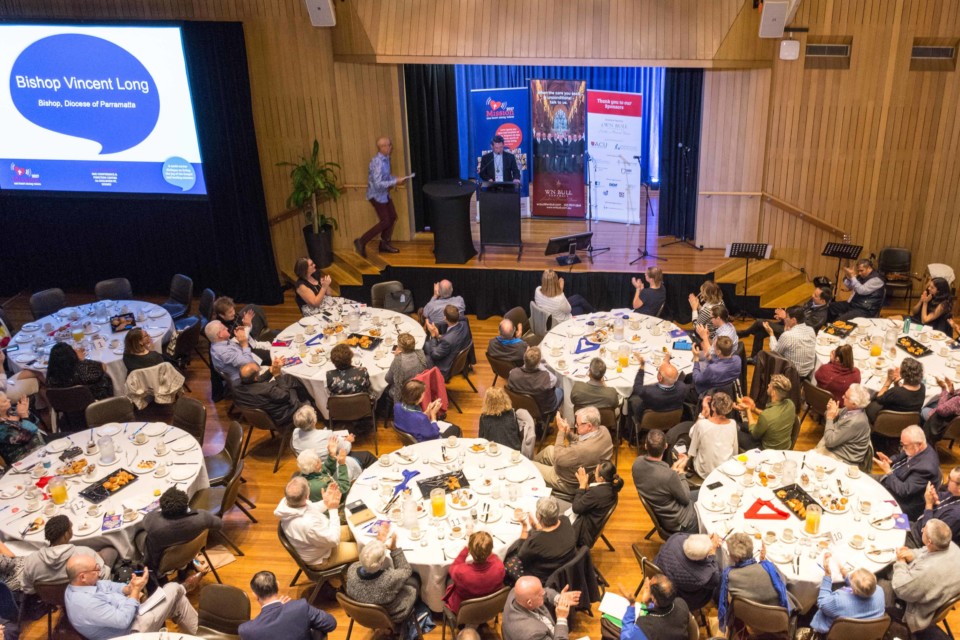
814, 344, 861, 405
443, 530, 505, 613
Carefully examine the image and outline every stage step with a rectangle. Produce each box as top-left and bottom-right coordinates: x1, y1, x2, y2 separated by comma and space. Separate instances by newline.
716, 259, 784, 294
762, 281, 815, 311
333, 250, 381, 279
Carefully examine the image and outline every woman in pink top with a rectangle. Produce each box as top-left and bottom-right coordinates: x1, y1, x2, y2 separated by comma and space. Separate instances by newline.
443, 531, 505, 613
814, 344, 860, 405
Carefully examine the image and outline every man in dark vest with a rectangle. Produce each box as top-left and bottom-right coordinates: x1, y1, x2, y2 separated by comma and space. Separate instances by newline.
828, 258, 885, 321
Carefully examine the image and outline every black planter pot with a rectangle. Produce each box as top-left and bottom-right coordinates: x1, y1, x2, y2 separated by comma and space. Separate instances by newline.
303, 224, 334, 269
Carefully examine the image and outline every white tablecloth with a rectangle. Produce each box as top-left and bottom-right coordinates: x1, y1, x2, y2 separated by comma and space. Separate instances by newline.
0, 422, 208, 557
696, 448, 906, 611
814, 317, 959, 405
271, 308, 426, 419
9, 300, 173, 398
539, 310, 694, 423
344, 438, 549, 611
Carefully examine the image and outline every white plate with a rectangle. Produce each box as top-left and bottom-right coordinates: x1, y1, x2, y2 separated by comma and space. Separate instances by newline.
74, 520, 98, 537
298, 317, 318, 327
132, 461, 158, 475
475, 507, 502, 524
462, 466, 482, 481
172, 469, 196, 482
448, 490, 478, 510
83, 325, 99, 335
485, 447, 503, 458
154, 467, 170, 478
46, 439, 72, 454
145, 329, 165, 340
700, 499, 728, 513
870, 516, 897, 531
171, 443, 198, 454
96, 424, 122, 437
148, 308, 166, 319
815, 346, 834, 357
433, 454, 459, 466
766, 548, 793, 565
143, 424, 168, 437
720, 460, 746, 476
112, 348, 124, 356
864, 547, 896, 563
473, 480, 495, 494
0, 485, 25, 499
21, 323, 39, 332
848, 539, 866, 551
14, 334, 33, 343
505, 468, 530, 483
12, 354, 35, 364
445, 541, 467, 559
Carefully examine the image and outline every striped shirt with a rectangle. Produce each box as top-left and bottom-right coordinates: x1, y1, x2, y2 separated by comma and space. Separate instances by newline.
769, 323, 817, 377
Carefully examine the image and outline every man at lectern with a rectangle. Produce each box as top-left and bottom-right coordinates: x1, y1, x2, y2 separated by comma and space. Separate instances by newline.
478, 135, 521, 185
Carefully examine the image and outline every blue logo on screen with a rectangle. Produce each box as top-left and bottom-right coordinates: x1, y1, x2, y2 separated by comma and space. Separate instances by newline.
10, 34, 160, 154
162, 157, 196, 191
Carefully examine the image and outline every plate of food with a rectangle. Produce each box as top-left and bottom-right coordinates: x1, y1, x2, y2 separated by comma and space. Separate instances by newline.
21, 323, 39, 332
864, 546, 896, 563
393, 451, 418, 465
822, 321, 857, 338
22, 517, 45, 537
700, 496, 727, 512
0, 485, 25, 500
447, 489, 478, 510
132, 460, 158, 474
343, 333, 382, 351
585, 329, 611, 345
473, 477, 495, 494
932, 331, 948, 341
821, 495, 850, 514
55, 458, 89, 477
12, 353, 35, 365
468, 442, 487, 454
897, 335, 932, 358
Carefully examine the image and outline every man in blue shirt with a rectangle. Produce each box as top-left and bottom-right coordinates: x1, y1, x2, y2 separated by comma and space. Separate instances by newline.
238, 570, 336, 640
810, 555, 885, 634
64, 556, 198, 640
690, 336, 741, 397
355, 136, 408, 258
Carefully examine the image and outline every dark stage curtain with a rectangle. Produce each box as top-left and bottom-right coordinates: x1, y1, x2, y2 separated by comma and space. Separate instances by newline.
0, 22, 281, 305
659, 69, 703, 240
404, 65, 461, 231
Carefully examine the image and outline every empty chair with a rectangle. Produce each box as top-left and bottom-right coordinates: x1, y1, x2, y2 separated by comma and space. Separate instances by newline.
529, 300, 553, 338
877, 246, 913, 306
800, 380, 833, 425
189, 458, 254, 555
239, 407, 290, 473
440, 587, 510, 640
199, 288, 217, 327
205, 420, 244, 487
336, 591, 423, 640
445, 346, 478, 413
162, 274, 194, 320
327, 393, 378, 455
872, 410, 921, 439
196, 584, 251, 639
156, 530, 222, 584
172, 395, 207, 445
370, 281, 414, 314
94, 278, 132, 300
29, 288, 66, 320
84, 396, 135, 428
46, 385, 96, 433
165, 316, 203, 389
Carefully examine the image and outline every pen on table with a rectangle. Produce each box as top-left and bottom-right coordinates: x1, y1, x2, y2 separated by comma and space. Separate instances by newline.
132, 422, 149, 436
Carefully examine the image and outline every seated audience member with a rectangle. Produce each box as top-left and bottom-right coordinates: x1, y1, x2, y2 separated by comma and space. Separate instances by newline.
631, 267, 666, 317
764, 306, 817, 378
814, 344, 860, 404
888, 519, 960, 637
739, 287, 832, 358
140, 488, 221, 576
717, 533, 792, 633
533, 407, 613, 494
619, 576, 691, 640
64, 557, 197, 639
393, 380, 462, 442
922, 375, 960, 445
233, 361, 310, 428
385, 333, 428, 403
535, 269, 594, 325
909, 469, 960, 547
829, 259, 885, 321
875, 425, 942, 520
688, 281, 724, 340
632, 430, 698, 535
816, 384, 872, 466
295, 445, 350, 503
570, 358, 620, 411
0, 540, 24, 594
908, 277, 953, 335
695, 305, 738, 354
293, 257, 335, 316
444, 531, 506, 614
809, 556, 885, 635
735, 375, 796, 451
274, 477, 356, 570
655, 533, 722, 611
344, 525, 421, 625
690, 337, 741, 397
47, 342, 113, 400
289, 406, 375, 476
326, 343, 372, 397
865, 357, 926, 423
0, 391, 44, 465
628, 354, 688, 425
571, 461, 623, 547
423, 305, 473, 380
487, 318, 528, 367
517, 497, 578, 584
478, 387, 524, 452
206, 320, 258, 385
214, 296, 273, 341
501, 576, 580, 640
676, 393, 738, 479
121, 328, 163, 373
422, 279, 466, 325
22, 516, 114, 595
238, 570, 336, 640
507, 347, 563, 417
0, 350, 39, 403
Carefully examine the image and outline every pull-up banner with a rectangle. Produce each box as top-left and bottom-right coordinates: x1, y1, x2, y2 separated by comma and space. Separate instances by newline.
530, 79, 586, 218
586, 89, 643, 224
469, 86, 530, 197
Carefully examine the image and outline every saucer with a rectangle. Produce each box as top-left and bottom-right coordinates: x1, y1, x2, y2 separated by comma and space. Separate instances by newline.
475, 507, 502, 524
154, 468, 170, 478
85, 506, 104, 518
848, 538, 866, 551
0, 485, 25, 500
123, 512, 139, 523
485, 447, 502, 458
148, 308, 166, 319
25, 502, 42, 513
21, 323, 39, 332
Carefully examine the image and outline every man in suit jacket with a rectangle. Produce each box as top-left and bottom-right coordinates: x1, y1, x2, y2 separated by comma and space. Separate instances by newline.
569, 358, 621, 410
239, 571, 336, 640
424, 305, 473, 380
632, 429, 698, 535
487, 318, 528, 367
502, 576, 580, 640
628, 354, 689, 424
232, 362, 307, 427
479, 135, 521, 184
876, 425, 943, 520
533, 406, 613, 494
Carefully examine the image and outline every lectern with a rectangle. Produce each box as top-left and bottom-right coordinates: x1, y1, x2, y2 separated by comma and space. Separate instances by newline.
478, 181, 522, 260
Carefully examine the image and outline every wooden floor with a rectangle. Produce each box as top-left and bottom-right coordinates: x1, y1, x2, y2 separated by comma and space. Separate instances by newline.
6, 291, 960, 640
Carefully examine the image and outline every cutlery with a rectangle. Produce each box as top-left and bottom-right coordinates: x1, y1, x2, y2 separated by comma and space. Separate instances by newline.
164, 434, 189, 445
870, 514, 895, 526
866, 547, 896, 555
5, 510, 34, 525
132, 422, 149, 437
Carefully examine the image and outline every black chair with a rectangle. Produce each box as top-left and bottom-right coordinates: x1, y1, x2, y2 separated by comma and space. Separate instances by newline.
877, 247, 914, 307
204, 420, 256, 513
47, 385, 95, 432
637, 495, 673, 542
162, 274, 194, 320
503, 306, 540, 346
370, 281, 415, 314
630, 547, 662, 596
165, 315, 202, 390
94, 278, 132, 300
486, 353, 517, 387
588, 500, 618, 552
189, 458, 253, 556
29, 288, 66, 320
84, 396, 135, 427
635, 408, 684, 453
156, 530, 222, 584
503, 387, 550, 445
199, 288, 216, 327
544, 545, 603, 615
172, 395, 207, 445
196, 583, 251, 639
327, 393, 378, 455
790, 415, 802, 448
735, 341, 748, 394
445, 345, 478, 413
239, 407, 290, 473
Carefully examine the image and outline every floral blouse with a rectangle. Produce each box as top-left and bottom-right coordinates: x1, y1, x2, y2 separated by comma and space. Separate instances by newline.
326, 366, 372, 396
0, 417, 45, 465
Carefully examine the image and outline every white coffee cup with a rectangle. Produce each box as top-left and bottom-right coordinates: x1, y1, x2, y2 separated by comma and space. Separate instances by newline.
156, 462, 167, 475
447, 435, 458, 448
123, 508, 136, 521
557, 359, 567, 370
135, 432, 148, 445
87, 504, 101, 517
26, 496, 40, 511
488, 442, 500, 455
511, 451, 522, 463
43, 502, 57, 516
379, 454, 392, 466
155, 441, 167, 456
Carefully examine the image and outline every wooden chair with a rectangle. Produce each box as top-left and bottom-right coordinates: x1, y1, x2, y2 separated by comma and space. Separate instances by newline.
872, 410, 921, 439
172, 395, 207, 446
33, 580, 69, 639
156, 530, 222, 584
196, 584, 251, 640
790, 415, 803, 449
686, 612, 700, 640
823, 614, 890, 640
276, 525, 350, 604
939, 415, 960, 450
800, 379, 833, 425
46, 385, 95, 433
485, 352, 516, 387
503, 387, 550, 445
94, 277, 132, 300
635, 408, 684, 453
928, 592, 960, 640
728, 597, 794, 638
239, 407, 290, 473
84, 396, 135, 428
637, 495, 674, 542
440, 586, 511, 640
391, 424, 419, 447
630, 545, 663, 596
189, 459, 253, 555
29, 288, 66, 320
445, 345, 477, 413
327, 393, 378, 455
337, 591, 423, 640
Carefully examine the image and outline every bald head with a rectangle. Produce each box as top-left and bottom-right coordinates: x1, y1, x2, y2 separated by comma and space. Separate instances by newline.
658, 361, 679, 385
514, 576, 545, 611
438, 280, 454, 298
499, 319, 515, 340
376, 137, 393, 155
66, 554, 98, 584
239, 362, 260, 384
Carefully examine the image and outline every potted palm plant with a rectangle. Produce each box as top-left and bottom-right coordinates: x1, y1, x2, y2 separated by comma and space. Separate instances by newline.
278, 140, 342, 268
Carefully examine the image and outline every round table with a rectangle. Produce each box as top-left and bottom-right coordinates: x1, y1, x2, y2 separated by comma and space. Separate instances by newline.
814, 317, 958, 405
0, 422, 208, 557
539, 310, 694, 423
696, 448, 906, 611
271, 308, 427, 419
8, 300, 173, 398
345, 438, 548, 611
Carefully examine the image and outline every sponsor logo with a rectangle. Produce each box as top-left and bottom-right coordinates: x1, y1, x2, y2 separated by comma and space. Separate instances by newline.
9, 162, 41, 185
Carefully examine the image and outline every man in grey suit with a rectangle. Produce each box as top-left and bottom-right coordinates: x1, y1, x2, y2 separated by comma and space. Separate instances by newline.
632, 429, 698, 534
570, 358, 621, 410
502, 576, 580, 640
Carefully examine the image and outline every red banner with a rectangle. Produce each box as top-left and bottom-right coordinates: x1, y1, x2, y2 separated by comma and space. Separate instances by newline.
530, 79, 586, 218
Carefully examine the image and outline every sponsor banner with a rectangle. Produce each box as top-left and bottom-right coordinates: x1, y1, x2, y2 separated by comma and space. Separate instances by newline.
586, 89, 643, 224
530, 79, 586, 218
469, 87, 530, 197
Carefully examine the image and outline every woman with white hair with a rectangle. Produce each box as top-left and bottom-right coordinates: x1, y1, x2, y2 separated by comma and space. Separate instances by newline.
295, 444, 350, 503
514, 496, 577, 584
816, 383, 872, 466
290, 405, 377, 476
344, 524, 421, 624
0, 390, 45, 465
654, 532, 722, 610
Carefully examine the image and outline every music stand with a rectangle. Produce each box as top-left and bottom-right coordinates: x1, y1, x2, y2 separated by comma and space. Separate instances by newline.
545, 232, 594, 267
726, 242, 772, 297
821, 242, 863, 291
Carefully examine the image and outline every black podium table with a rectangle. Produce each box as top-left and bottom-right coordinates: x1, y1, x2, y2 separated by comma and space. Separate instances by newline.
424, 179, 477, 264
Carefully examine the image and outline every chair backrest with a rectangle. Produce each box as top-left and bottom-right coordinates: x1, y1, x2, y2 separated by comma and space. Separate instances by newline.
241, 407, 279, 431
824, 614, 890, 640
860, 440, 875, 473
587, 499, 619, 549
94, 278, 133, 301
85, 396, 136, 427
486, 353, 517, 381
34, 580, 69, 608
878, 247, 912, 275
872, 410, 921, 439
503, 307, 531, 335
447, 345, 473, 381
529, 301, 552, 337
0, 583, 18, 624
802, 380, 833, 417
454, 586, 511, 627
157, 530, 210, 576
30, 288, 66, 320
503, 387, 544, 420
639, 408, 683, 432
170, 316, 202, 358
735, 341, 749, 395
336, 591, 399, 633
544, 545, 599, 609
371, 281, 404, 308
219, 459, 247, 515
328, 393, 375, 423
790, 415, 802, 448
198, 584, 251, 634
392, 424, 419, 447
687, 613, 699, 640
637, 495, 672, 541
172, 395, 207, 445
942, 415, 960, 443
929, 592, 960, 628
199, 288, 216, 326
169, 274, 194, 305
750, 351, 802, 411
224, 420, 245, 466
47, 385, 96, 417
729, 597, 790, 634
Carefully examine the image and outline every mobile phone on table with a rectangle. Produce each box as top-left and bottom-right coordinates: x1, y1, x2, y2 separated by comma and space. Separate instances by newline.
706, 481, 724, 491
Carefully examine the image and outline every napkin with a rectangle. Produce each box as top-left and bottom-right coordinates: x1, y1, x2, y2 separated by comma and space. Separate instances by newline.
305, 334, 325, 347
743, 499, 790, 520
574, 337, 601, 354
393, 469, 421, 495
271, 340, 291, 347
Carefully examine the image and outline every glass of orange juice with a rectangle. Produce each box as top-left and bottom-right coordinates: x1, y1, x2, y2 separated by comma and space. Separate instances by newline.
71, 325, 84, 343
430, 488, 447, 519
869, 336, 882, 357
804, 503, 822, 535
618, 345, 629, 368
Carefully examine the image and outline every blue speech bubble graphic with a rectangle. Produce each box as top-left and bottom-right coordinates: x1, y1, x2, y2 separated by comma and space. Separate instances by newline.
10, 33, 160, 154
162, 156, 196, 191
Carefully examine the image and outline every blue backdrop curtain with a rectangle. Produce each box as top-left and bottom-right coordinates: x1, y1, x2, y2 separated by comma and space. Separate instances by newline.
659, 68, 703, 239
455, 65, 664, 185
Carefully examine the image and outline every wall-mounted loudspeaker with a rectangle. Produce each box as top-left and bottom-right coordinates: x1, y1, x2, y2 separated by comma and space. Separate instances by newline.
759, 0, 789, 38
305, 0, 336, 27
